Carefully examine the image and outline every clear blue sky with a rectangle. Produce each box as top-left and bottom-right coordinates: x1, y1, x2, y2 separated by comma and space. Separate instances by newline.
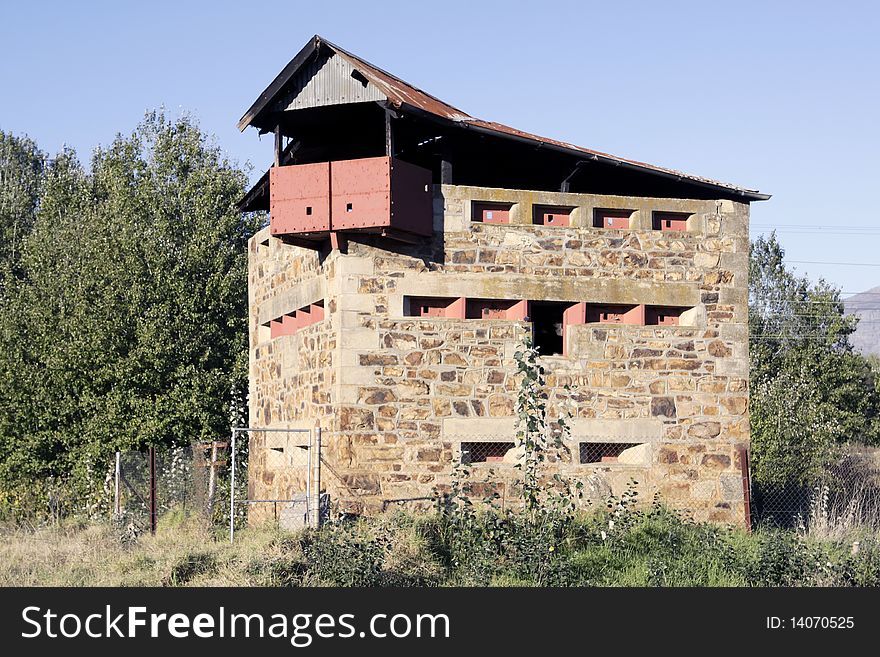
2, 1, 879, 294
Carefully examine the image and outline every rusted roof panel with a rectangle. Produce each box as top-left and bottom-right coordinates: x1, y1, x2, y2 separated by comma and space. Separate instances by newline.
239, 35, 769, 201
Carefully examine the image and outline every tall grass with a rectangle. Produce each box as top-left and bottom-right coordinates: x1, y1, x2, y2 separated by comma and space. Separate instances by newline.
2, 505, 880, 587
798, 446, 880, 541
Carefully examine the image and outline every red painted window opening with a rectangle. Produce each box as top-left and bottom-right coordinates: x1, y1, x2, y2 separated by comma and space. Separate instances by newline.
465, 298, 528, 320
533, 205, 573, 227
579, 442, 644, 464
593, 208, 633, 229
269, 314, 296, 339
652, 212, 690, 232
294, 306, 311, 330
267, 300, 325, 338
406, 296, 466, 318
472, 201, 512, 224
585, 304, 645, 325
461, 442, 515, 464
529, 301, 570, 356
645, 305, 685, 326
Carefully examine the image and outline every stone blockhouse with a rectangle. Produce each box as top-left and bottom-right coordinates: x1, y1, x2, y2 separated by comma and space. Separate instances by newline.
238, 35, 768, 525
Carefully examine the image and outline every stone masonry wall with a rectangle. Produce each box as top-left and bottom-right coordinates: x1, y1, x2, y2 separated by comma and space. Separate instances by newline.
248, 183, 751, 524
247, 236, 337, 523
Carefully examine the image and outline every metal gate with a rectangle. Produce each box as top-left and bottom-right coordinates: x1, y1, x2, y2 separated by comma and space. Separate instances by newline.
229, 426, 322, 543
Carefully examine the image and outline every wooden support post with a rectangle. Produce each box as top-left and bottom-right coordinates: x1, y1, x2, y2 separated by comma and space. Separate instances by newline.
274, 124, 283, 168
385, 111, 394, 157
440, 157, 453, 185
207, 441, 218, 515
738, 445, 753, 532
203, 440, 229, 516
329, 232, 347, 253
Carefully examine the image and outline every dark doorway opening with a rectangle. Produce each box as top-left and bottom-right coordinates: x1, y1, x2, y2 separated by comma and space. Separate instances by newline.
529, 301, 568, 356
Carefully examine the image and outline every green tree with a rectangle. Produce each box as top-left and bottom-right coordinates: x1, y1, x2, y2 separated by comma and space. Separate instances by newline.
0, 113, 261, 509
0, 130, 45, 289
749, 233, 880, 489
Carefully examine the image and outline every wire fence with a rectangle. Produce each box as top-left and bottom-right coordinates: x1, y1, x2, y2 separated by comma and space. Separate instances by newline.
109, 431, 880, 536
229, 427, 318, 542
752, 444, 880, 530
320, 435, 880, 532
113, 444, 210, 530
112, 428, 327, 541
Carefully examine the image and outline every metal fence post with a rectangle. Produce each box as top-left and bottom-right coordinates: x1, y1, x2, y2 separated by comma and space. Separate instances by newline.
310, 426, 322, 527
148, 446, 157, 535
114, 451, 121, 517
229, 429, 236, 544
306, 429, 313, 526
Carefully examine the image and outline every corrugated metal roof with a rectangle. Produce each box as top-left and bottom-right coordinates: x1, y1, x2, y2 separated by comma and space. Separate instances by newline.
277, 50, 386, 111
239, 35, 769, 201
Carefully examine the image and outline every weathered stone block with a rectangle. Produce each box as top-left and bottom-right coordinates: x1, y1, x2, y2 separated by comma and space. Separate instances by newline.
651, 396, 676, 418
689, 421, 722, 438
707, 340, 731, 357
488, 394, 514, 417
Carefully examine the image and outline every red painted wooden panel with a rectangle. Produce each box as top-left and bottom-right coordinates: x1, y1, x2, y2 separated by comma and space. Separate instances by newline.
271, 157, 432, 238
466, 299, 524, 319
505, 299, 528, 321
281, 314, 298, 335
445, 297, 466, 319
269, 163, 331, 235
294, 306, 311, 330
389, 158, 433, 236
562, 302, 586, 356
331, 156, 392, 230
409, 297, 465, 318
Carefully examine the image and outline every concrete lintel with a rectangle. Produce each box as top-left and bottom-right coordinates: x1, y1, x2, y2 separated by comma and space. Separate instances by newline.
442, 417, 664, 441
334, 255, 375, 276
569, 418, 665, 441
257, 277, 326, 325
439, 184, 718, 218
396, 272, 701, 308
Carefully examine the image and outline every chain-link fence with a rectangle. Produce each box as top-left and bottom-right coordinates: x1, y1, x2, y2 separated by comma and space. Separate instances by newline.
752, 444, 880, 530
113, 445, 205, 531
111, 430, 880, 535
112, 428, 325, 539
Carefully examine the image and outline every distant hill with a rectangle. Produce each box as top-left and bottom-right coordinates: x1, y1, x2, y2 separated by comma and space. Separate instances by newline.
844, 286, 880, 356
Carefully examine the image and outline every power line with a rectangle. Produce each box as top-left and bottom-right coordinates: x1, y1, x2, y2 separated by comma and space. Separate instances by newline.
751, 228, 880, 235
787, 260, 880, 267
751, 224, 880, 232
752, 223, 878, 229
